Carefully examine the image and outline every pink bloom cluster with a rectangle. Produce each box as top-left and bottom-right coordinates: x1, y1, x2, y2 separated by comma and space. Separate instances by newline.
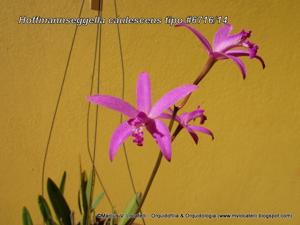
88, 24, 265, 161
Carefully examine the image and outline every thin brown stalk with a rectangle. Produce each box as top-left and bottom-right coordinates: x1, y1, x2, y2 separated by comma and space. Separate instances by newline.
86, 0, 115, 211
41, 0, 86, 196
113, 0, 146, 224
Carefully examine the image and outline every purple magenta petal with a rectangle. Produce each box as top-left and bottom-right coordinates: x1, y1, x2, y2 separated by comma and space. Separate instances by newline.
186, 126, 199, 144
149, 85, 198, 118
184, 108, 205, 124
109, 121, 132, 161
226, 54, 247, 79
88, 95, 138, 118
213, 24, 232, 50
147, 119, 172, 161
137, 72, 152, 114
226, 50, 265, 69
226, 49, 251, 56
215, 53, 247, 79
254, 55, 266, 69
214, 27, 251, 52
159, 113, 182, 125
176, 23, 213, 54
189, 125, 214, 139
159, 113, 173, 120
242, 40, 258, 58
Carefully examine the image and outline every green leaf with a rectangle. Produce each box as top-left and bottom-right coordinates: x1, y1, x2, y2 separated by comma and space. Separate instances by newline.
77, 190, 82, 214
22, 207, 33, 225
117, 193, 141, 225
91, 192, 104, 211
38, 195, 57, 225
85, 172, 93, 207
80, 172, 89, 225
110, 208, 117, 225
47, 178, 72, 225
59, 171, 67, 195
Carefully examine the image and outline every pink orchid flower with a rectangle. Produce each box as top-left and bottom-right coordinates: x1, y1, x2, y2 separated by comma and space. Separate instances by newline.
88, 73, 197, 161
176, 23, 265, 79
162, 107, 214, 144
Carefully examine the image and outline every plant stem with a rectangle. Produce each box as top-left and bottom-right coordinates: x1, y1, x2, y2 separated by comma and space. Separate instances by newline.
142, 107, 179, 202
41, 0, 85, 197
177, 56, 215, 109
113, 0, 146, 224
126, 107, 179, 225
193, 56, 216, 85
126, 101, 181, 225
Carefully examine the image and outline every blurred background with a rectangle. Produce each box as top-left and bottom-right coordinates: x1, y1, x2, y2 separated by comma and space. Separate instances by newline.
0, 0, 299, 224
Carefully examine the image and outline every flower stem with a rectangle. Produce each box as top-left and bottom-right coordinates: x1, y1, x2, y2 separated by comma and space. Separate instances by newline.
193, 56, 216, 85
126, 107, 179, 225
177, 56, 215, 109
126, 56, 215, 225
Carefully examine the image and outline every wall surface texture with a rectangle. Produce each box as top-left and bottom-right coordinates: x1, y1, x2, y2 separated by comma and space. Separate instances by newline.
1, 0, 300, 224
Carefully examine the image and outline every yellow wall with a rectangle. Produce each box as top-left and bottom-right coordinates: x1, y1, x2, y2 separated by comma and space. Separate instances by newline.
1, 0, 300, 224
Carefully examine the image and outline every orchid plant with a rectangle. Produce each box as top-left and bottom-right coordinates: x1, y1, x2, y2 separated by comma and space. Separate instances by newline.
87, 23, 265, 225
23, 23, 264, 225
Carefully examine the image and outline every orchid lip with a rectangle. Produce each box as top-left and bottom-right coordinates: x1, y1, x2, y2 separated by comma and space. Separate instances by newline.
128, 112, 149, 146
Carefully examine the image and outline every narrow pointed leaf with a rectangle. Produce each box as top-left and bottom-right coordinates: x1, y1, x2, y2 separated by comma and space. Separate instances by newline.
78, 190, 82, 214
80, 172, 89, 225
85, 172, 93, 207
110, 218, 114, 225
110, 209, 117, 225
47, 178, 72, 225
70, 212, 75, 225
91, 192, 105, 211
118, 193, 141, 225
38, 195, 57, 225
59, 171, 67, 195
22, 207, 33, 225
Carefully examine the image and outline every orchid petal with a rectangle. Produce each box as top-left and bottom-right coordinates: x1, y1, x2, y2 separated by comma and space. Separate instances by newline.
226, 55, 247, 79
254, 55, 266, 69
176, 23, 213, 53
109, 121, 132, 161
88, 95, 138, 118
189, 125, 214, 139
149, 85, 198, 118
242, 41, 258, 58
214, 27, 251, 52
159, 113, 173, 120
159, 113, 182, 125
186, 126, 199, 144
215, 52, 247, 79
213, 24, 232, 50
226, 50, 265, 69
184, 109, 205, 124
137, 72, 152, 113
147, 119, 172, 161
